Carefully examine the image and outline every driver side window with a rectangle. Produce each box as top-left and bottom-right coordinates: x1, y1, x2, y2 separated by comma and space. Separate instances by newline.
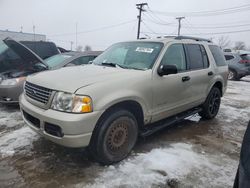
161, 44, 187, 72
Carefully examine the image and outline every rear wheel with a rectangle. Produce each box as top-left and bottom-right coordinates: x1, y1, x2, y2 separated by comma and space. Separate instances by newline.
88, 109, 138, 165
228, 69, 239, 80
199, 87, 221, 120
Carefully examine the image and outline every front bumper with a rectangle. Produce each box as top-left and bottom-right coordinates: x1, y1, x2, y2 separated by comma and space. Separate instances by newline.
19, 94, 104, 148
0, 83, 23, 103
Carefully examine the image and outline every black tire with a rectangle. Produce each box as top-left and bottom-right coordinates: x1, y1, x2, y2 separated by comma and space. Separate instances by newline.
228, 69, 239, 81
199, 87, 221, 120
88, 109, 138, 165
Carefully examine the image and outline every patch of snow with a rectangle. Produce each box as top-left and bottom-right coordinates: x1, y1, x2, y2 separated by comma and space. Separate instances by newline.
0, 126, 39, 158
81, 143, 236, 188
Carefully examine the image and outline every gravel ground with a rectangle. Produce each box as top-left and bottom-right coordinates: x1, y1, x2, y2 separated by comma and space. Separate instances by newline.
0, 77, 250, 188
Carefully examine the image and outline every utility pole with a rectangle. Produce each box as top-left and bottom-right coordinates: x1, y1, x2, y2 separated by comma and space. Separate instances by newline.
70, 41, 73, 51
136, 3, 147, 39
176, 17, 185, 36
75, 22, 78, 50
33, 25, 36, 41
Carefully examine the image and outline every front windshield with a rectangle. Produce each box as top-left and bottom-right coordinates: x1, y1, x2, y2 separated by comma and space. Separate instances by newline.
93, 42, 163, 70
45, 54, 72, 68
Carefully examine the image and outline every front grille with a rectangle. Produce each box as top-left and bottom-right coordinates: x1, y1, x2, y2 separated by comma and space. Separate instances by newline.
25, 82, 52, 104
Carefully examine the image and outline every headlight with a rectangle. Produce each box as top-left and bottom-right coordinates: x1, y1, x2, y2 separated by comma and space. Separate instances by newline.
0, 77, 26, 86
51, 92, 93, 113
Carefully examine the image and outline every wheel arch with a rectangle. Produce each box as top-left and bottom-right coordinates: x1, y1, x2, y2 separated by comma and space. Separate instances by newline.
95, 100, 145, 130
211, 81, 223, 96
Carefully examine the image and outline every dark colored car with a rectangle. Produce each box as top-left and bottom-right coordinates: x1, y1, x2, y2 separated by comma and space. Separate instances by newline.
234, 120, 250, 188
224, 52, 250, 80
0, 38, 102, 103
20, 41, 60, 59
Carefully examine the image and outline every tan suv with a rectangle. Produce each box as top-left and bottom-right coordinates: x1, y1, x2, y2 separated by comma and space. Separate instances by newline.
20, 36, 228, 164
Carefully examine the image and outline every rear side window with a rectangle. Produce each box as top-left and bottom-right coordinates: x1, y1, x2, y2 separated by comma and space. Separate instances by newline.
225, 55, 234, 61
71, 56, 95, 65
185, 44, 208, 70
209, 45, 226, 66
161, 44, 187, 72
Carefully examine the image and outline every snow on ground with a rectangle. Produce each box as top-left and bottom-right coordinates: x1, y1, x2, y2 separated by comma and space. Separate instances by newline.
0, 126, 39, 157
0, 105, 39, 158
80, 143, 236, 188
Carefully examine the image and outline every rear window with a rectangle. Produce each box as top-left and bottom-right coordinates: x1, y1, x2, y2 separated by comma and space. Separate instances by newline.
240, 54, 250, 60
209, 45, 226, 66
225, 55, 234, 61
20, 41, 59, 59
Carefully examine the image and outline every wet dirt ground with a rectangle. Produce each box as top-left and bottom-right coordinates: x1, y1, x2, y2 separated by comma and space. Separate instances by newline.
0, 78, 250, 188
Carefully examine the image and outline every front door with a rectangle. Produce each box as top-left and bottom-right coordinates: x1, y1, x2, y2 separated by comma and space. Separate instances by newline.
151, 43, 193, 122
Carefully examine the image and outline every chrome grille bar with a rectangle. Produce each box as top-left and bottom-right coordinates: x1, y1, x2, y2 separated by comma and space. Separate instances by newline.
25, 82, 52, 104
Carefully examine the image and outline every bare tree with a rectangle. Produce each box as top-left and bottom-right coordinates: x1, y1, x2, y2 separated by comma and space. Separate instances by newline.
84, 45, 92, 51
234, 41, 246, 50
217, 36, 231, 49
76, 45, 83, 52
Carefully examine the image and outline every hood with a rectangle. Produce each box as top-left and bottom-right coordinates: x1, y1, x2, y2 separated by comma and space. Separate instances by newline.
3, 38, 48, 68
27, 64, 143, 93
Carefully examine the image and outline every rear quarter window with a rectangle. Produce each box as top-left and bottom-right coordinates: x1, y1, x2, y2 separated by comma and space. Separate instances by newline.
209, 45, 226, 66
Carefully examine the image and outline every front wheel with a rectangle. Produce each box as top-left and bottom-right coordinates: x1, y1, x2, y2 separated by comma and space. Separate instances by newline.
199, 87, 221, 120
88, 109, 138, 165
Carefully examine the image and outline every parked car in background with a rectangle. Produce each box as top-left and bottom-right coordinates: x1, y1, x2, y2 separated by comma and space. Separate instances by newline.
45, 51, 103, 69
20, 36, 228, 164
224, 52, 250, 80
20, 40, 60, 59
0, 38, 102, 103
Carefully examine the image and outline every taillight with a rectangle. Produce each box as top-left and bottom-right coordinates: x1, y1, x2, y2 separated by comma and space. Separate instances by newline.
238, 60, 249, 64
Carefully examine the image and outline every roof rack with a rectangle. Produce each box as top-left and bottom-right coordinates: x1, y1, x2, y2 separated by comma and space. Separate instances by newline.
175, 36, 212, 43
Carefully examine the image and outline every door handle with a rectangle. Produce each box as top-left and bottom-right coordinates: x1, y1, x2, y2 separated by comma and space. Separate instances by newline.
208, 71, 214, 76
182, 76, 190, 82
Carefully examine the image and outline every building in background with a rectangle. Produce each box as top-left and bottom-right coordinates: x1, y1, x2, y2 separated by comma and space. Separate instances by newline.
0, 30, 46, 41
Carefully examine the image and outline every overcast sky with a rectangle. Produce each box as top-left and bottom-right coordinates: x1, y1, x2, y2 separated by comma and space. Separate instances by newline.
0, 0, 249, 50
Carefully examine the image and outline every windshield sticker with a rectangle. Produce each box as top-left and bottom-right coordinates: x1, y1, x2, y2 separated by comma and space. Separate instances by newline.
135, 47, 154, 53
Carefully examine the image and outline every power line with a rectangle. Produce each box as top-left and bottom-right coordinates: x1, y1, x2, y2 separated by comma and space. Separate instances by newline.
142, 28, 250, 36
183, 22, 250, 29
48, 20, 136, 37
147, 4, 250, 17
141, 21, 158, 35
143, 13, 176, 26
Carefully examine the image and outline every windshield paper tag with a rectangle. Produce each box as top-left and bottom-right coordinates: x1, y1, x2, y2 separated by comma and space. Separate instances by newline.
135, 47, 154, 53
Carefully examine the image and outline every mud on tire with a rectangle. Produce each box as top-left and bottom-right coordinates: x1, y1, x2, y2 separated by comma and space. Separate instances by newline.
88, 109, 138, 165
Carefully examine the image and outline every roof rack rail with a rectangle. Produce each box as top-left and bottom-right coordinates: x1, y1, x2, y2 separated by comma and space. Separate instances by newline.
175, 36, 212, 43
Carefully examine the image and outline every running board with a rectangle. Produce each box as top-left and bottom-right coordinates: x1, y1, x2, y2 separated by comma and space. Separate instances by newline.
140, 107, 202, 137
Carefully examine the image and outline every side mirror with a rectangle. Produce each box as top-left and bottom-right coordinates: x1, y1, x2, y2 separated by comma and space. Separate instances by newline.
158, 64, 178, 76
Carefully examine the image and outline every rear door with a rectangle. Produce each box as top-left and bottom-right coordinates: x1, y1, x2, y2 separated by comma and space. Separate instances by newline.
184, 43, 213, 103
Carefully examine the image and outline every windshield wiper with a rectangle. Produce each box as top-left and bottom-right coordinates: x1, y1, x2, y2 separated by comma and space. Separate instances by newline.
101, 62, 125, 68
101, 62, 117, 67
